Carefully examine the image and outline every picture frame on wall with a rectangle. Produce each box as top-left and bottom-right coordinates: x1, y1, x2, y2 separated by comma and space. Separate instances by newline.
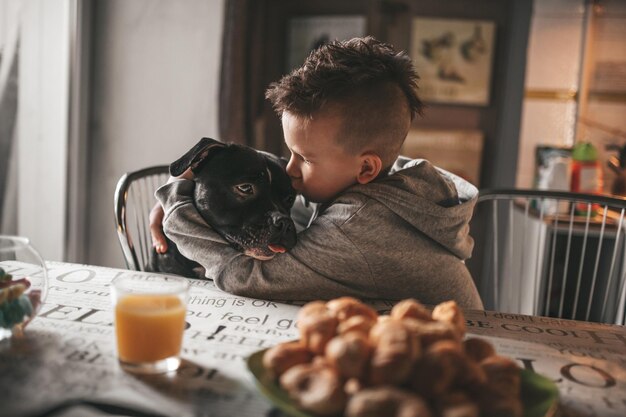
401, 128, 484, 186
410, 18, 496, 106
286, 15, 366, 72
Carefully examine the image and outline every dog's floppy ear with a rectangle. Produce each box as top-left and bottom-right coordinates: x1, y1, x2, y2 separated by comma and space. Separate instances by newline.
170, 138, 227, 176
258, 150, 288, 170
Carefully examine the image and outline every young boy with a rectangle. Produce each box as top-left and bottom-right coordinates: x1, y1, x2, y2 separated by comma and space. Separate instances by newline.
152, 36, 483, 309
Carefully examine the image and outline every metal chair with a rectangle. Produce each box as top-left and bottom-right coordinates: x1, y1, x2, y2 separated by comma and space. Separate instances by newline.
469, 189, 626, 324
114, 165, 169, 271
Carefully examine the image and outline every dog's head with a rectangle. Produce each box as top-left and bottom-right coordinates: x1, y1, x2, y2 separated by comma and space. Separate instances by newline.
170, 138, 297, 260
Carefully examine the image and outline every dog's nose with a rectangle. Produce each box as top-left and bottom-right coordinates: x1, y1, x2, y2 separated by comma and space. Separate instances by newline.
269, 214, 297, 249
273, 217, 294, 235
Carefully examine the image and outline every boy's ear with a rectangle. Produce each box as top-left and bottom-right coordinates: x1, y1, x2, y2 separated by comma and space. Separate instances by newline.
356, 152, 383, 184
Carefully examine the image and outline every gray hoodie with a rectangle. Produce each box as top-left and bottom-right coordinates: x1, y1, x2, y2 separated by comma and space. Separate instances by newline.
156, 158, 483, 309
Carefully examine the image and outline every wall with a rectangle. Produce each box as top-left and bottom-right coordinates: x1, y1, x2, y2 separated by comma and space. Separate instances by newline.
516, 0, 586, 189
583, 0, 626, 194
516, 0, 626, 191
86, 0, 225, 268
17, 0, 71, 260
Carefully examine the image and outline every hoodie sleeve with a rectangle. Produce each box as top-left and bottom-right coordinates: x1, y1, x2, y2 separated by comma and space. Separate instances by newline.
156, 180, 377, 300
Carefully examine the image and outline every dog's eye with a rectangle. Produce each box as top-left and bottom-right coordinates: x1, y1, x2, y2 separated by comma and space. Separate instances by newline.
235, 184, 254, 195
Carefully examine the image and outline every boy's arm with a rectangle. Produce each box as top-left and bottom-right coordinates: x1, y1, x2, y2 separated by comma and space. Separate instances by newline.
149, 168, 195, 253
156, 180, 375, 300
149, 203, 168, 253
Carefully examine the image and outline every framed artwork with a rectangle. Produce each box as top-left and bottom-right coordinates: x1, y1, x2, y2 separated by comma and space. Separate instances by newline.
410, 18, 496, 106
286, 15, 366, 71
401, 129, 484, 186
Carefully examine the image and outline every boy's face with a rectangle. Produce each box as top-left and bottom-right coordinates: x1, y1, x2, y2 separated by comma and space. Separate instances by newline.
282, 111, 364, 203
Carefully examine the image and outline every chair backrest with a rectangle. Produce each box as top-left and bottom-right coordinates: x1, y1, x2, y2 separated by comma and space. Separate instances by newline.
470, 189, 626, 325
114, 165, 170, 271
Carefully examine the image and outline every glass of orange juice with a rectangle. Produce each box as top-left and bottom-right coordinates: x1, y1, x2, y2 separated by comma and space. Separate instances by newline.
111, 274, 189, 374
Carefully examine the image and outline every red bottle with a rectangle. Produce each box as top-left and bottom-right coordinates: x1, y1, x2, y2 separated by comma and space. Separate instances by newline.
570, 142, 603, 215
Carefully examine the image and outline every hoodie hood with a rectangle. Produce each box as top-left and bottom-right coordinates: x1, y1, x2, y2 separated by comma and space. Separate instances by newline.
348, 157, 478, 259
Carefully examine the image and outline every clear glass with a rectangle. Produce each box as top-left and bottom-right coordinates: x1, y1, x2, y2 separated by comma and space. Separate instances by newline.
111, 274, 189, 374
0, 235, 48, 341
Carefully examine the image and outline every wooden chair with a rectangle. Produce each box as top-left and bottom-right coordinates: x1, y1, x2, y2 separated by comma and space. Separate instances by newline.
114, 165, 169, 271
470, 189, 626, 324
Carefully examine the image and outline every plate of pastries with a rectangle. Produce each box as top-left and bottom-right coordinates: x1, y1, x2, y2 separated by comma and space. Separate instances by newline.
247, 297, 559, 417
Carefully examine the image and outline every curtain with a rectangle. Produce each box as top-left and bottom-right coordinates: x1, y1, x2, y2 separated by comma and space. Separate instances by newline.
219, 0, 272, 150
0, 34, 19, 233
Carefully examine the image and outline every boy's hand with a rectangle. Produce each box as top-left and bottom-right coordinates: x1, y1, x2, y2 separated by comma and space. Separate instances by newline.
151, 169, 194, 254
150, 203, 168, 253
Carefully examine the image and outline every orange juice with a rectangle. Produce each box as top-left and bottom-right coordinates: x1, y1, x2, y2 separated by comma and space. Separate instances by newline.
115, 294, 186, 363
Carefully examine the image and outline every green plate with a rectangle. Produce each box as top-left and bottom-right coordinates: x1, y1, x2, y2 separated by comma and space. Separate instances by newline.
247, 348, 559, 417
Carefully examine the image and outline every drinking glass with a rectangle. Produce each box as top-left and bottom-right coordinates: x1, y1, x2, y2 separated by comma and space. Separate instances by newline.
111, 274, 189, 374
0, 235, 48, 341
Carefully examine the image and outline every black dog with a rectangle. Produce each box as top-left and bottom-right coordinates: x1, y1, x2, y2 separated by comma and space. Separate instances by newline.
148, 138, 297, 278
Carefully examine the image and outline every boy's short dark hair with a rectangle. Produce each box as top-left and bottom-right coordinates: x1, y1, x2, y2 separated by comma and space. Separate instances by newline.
266, 36, 423, 167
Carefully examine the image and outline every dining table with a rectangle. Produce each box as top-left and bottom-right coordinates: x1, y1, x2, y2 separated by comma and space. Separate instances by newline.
0, 261, 625, 417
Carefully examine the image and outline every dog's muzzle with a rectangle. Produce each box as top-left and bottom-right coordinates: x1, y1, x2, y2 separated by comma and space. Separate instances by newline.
267, 214, 297, 253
